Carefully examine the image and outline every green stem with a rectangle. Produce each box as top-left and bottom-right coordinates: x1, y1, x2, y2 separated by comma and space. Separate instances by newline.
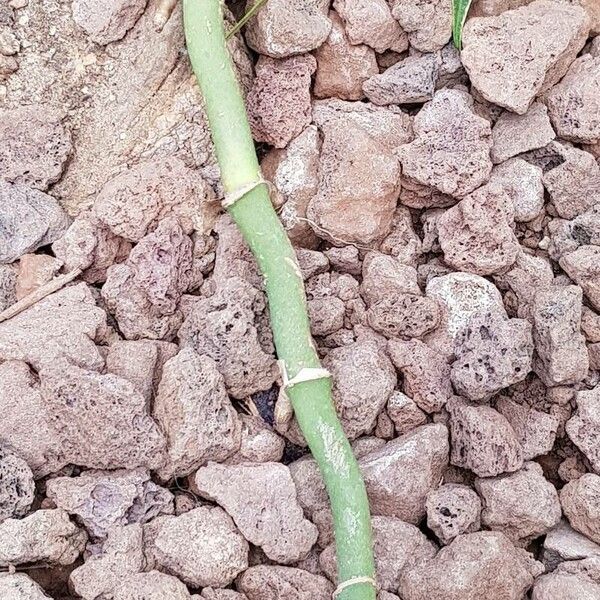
183, 2, 376, 599
452, 0, 474, 48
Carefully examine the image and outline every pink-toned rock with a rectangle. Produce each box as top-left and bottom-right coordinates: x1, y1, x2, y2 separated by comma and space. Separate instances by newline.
179, 277, 278, 399
72, 0, 147, 45
426, 484, 482, 544
491, 102, 555, 163
0, 445, 34, 524
319, 516, 437, 591
548, 206, 600, 261
93, 158, 218, 243
0, 509, 86, 567
102, 218, 193, 340
323, 339, 396, 439
0, 265, 16, 312
111, 571, 192, 600
227, 415, 284, 465
313, 11, 378, 101
307, 296, 346, 336
145, 507, 248, 588
244, 0, 331, 58
542, 520, 600, 571
461, 0, 590, 114
41, 365, 166, 471
532, 557, 600, 600
359, 424, 449, 522
361, 253, 420, 306
0, 574, 53, 600
531, 285, 589, 385
447, 397, 523, 477
247, 54, 316, 149
561, 246, 600, 312
398, 531, 544, 600
202, 590, 247, 600
545, 54, 600, 144
367, 294, 440, 339
46, 469, 173, 539
566, 386, 600, 474
390, 0, 452, 51
333, 0, 407, 53
238, 566, 333, 600
475, 461, 561, 544
561, 474, 600, 545
397, 89, 492, 199
153, 348, 241, 480
0, 104, 72, 191
387, 391, 428, 435
388, 339, 453, 413
438, 182, 519, 276
15, 254, 61, 300
380, 207, 424, 266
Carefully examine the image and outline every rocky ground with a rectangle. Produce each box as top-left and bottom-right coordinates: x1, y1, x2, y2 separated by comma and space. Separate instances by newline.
1, 0, 600, 598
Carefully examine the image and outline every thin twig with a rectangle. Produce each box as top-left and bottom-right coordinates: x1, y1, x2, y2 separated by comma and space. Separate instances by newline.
225, 0, 268, 39
0, 268, 83, 324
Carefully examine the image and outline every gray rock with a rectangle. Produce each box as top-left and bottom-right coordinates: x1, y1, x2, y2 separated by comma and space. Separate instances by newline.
543, 520, 600, 572
532, 557, 600, 599
0, 445, 34, 524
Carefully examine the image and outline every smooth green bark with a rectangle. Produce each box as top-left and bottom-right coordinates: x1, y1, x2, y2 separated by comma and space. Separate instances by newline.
183, 1, 375, 598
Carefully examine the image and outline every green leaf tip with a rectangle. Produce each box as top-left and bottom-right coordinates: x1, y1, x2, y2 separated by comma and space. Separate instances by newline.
452, 0, 474, 48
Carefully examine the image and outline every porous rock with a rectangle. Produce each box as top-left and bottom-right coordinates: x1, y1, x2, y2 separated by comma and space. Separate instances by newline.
437, 182, 520, 276
447, 397, 523, 477
201, 590, 247, 600
15, 254, 62, 300
0, 181, 70, 264
390, 0, 452, 51
387, 391, 428, 435
41, 365, 166, 471
247, 54, 316, 149
72, 0, 147, 45
238, 566, 333, 600
361, 253, 420, 306
398, 531, 544, 600
227, 414, 284, 464
531, 285, 589, 385
244, 0, 331, 58
93, 158, 218, 243
542, 520, 600, 572
111, 571, 192, 600
560, 246, 600, 312
450, 311, 533, 401
0, 574, 53, 599
0, 265, 16, 312
0, 509, 86, 566
566, 385, 600, 474
426, 484, 481, 545
561, 474, 600, 545
461, 0, 590, 114
46, 469, 173, 539
397, 89, 493, 199
532, 557, 600, 599
0, 445, 34, 524
548, 206, 600, 262
145, 507, 248, 588
0, 283, 107, 372
359, 423, 450, 523
179, 277, 278, 399
387, 339, 453, 413
363, 54, 439, 106
195, 462, 317, 563
319, 516, 437, 591
0, 104, 72, 190
475, 461, 561, 544
313, 11, 378, 101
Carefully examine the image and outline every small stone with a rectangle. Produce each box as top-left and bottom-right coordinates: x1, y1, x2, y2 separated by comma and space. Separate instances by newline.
0, 509, 86, 566
532, 557, 600, 600
363, 54, 439, 105
0, 104, 72, 190
582, 307, 600, 343
398, 531, 544, 600
475, 461, 561, 544
367, 294, 440, 339
111, 571, 192, 600
488, 158, 544, 222
0, 181, 70, 264
545, 54, 600, 144
390, 0, 452, 51
426, 484, 482, 545
15, 254, 61, 300
145, 507, 248, 588
566, 385, 600, 474
361, 252, 420, 306
542, 520, 600, 572
496, 396, 559, 460
71, 0, 147, 45
561, 474, 600, 545
201, 590, 247, 600
438, 182, 520, 276
46, 469, 173, 539
387, 391, 428, 435
307, 296, 345, 336
380, 207, 424, 265
0, 445, 34, 523
359, 423, 449, 523
247, 54, 316, 149
194, 462, 317, 563
319, 516, 436, 591
323, 245, 362, 276
461, 0, 590, 114
0, 574, 53, 599
447, 397, 524, 477
548, 206, 600, 261
397, 89, 493, 199
227, 415, 284, 465
387, 339, 453, 413
561, 246, 600, 312
0, 265, 16, 311
244, 0, 331, 58
238, 566, 333, 600
313, 11, 378, 101
531, 285, 589, 385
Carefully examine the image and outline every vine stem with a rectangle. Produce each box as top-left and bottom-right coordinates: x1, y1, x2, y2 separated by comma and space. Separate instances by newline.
182, 1, 376, 598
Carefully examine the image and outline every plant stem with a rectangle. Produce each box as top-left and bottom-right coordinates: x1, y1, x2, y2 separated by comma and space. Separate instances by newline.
183, 2, 376, 598
225, 0, 268, 40
452, 0, 474, 48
